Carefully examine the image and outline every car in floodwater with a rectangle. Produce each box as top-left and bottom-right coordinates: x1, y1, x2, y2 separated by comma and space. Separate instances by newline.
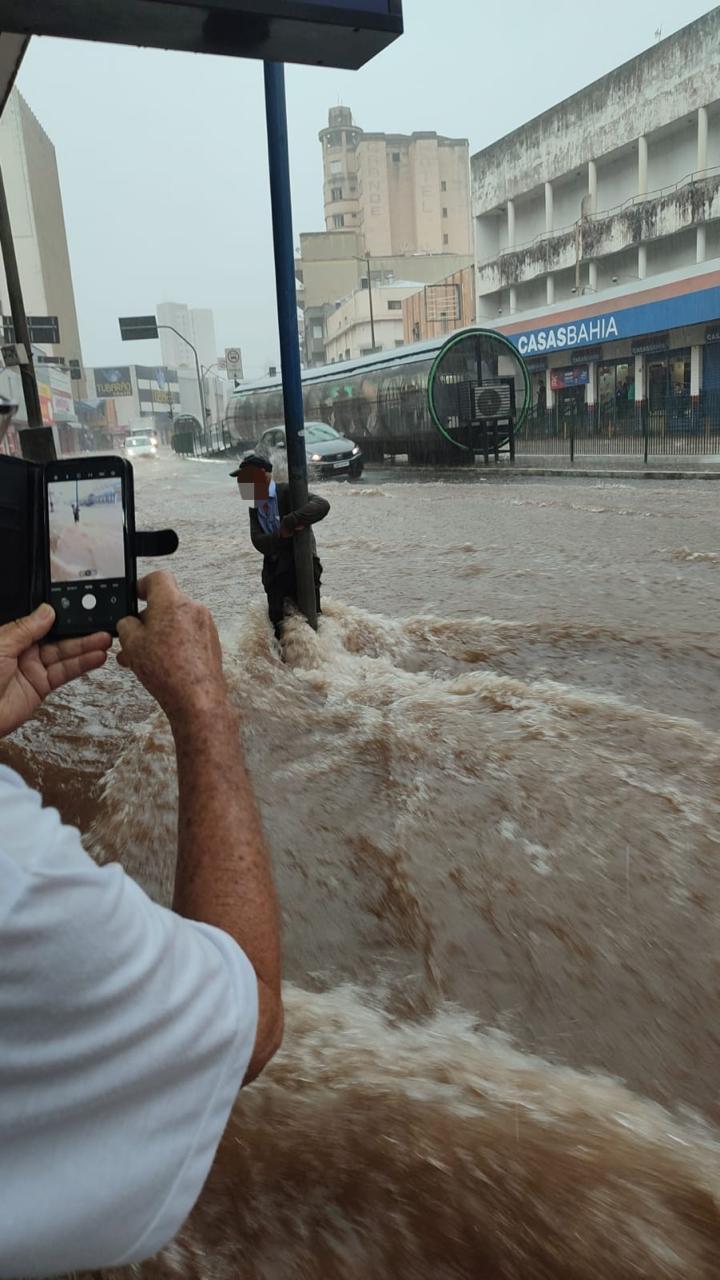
255, 420, 363, 479
124, 433, 158, 460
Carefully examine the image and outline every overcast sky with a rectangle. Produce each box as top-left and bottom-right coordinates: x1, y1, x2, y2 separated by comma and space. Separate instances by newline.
16, 1, 717, 379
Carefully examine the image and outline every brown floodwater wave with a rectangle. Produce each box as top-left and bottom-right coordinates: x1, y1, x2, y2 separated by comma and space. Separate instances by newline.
3, 461, 720, 1277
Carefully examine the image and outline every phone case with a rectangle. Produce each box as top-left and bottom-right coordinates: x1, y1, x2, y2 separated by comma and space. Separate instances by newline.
0, 455, 178, 632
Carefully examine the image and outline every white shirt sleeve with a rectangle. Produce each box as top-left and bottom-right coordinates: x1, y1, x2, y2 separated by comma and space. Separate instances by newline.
0, 764, 258, 1278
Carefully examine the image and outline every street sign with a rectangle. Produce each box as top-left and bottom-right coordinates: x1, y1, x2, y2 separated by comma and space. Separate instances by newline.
119, 315, 159, 342
3, 315, 60, 345
225, 347, 243, 379
5, 1, 403, 70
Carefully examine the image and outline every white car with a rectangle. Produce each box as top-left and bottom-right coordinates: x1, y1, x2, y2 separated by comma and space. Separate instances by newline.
124, 434, 158, 459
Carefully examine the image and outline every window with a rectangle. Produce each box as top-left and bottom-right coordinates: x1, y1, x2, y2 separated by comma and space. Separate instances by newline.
441, 180, 447, 192
442, 207, 448, 218
392, 151, 401, 162
331, 186, 343, 201
330, 160, 343, 175
333, 214, 345, 228
394, 339, 405, 347
443, 234, 449, 245
312, 324, 323, 339
387, 299, 402, 311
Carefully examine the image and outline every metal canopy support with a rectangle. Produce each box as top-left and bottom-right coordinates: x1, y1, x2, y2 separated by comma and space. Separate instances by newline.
0, 162, 42, 427
263, 60, 317, 631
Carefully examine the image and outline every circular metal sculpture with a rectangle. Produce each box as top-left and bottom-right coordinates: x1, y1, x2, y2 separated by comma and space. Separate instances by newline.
427, 328, 531, 452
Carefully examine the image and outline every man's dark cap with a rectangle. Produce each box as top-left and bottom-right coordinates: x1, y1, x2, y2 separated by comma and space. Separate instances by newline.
230, 453, 273, 478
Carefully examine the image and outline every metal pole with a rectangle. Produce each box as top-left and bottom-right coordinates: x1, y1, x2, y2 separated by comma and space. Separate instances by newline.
0, 163, 42, 428
264, 60, 317, 630
366, 253, 376, 352
158, 324, 205, 433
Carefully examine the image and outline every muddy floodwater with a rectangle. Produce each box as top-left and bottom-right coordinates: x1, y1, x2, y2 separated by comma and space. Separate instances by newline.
4, 457, 720, 1279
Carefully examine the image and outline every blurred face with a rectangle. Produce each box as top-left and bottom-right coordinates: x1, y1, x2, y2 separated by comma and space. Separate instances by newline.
237, 468, 270, 502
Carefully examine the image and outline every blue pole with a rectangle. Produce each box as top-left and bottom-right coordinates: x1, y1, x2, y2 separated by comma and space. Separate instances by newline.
263, 60, 317, 630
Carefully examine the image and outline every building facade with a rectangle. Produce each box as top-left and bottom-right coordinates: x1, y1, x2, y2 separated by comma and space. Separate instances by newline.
324, 280, 423, 364
402, 264, 475, 344
86, 365, 181, 436
320, 106, 472, 258
298, 228, 473, 366
472, 10, 720, 420
0, 89, 85, 397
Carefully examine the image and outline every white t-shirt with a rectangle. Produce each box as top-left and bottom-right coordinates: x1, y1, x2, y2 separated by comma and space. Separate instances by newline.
0, 764, 258, 1278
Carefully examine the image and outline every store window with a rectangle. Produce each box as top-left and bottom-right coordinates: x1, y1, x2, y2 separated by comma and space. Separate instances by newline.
647, 350, 690, 411
598, 358, 635, 424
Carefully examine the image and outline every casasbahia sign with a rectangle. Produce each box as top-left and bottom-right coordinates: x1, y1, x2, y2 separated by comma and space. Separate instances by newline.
506, 282, 720, 358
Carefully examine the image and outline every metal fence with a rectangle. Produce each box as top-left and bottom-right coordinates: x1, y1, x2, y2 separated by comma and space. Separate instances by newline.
173, 395, 720, 467
517, 393, 720, 461
172, 421, 236, 459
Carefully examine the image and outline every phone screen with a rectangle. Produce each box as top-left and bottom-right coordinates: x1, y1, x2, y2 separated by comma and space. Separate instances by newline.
46, 464, 130, 634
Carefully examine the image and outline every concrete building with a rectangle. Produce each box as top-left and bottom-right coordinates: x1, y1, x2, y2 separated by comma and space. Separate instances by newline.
324, 280, 423, 364
156, 302, 218, 376
320, 106, 472, 258
402, 264, 475, 344
472, 10, 720, 420
298, 228, 473, 366
0, 89, 85, 400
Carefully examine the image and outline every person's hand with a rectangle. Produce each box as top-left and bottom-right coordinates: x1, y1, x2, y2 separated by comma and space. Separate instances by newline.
117, 572, 228, 725
0, 604, 111, 738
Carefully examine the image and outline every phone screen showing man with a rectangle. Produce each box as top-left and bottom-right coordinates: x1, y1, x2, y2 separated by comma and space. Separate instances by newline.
47, 469, 129, 634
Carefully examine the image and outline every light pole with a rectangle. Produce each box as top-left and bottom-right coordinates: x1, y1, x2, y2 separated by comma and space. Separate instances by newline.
365, 253, 376, 352
158, 324, 206, 428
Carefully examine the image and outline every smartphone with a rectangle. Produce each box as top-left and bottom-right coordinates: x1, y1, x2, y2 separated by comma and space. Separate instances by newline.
44, 456, 137, 638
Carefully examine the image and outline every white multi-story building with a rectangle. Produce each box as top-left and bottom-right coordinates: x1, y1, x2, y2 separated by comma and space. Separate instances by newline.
324, 280, 423, 364
472, 10, 720, 421
156, 302, 218, 376
0, 89, 85, 404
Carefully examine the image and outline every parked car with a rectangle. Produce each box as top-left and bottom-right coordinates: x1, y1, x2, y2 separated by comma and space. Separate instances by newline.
255, 421, 363, 479
124, 433, 158, 459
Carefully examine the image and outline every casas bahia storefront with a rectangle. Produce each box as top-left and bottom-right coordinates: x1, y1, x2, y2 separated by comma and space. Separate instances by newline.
497, 263, 720, 435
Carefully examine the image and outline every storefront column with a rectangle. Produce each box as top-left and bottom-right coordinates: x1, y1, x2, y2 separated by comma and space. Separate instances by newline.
697, 224, 707, 263
545, 369, 554, 411
544, 182, 553, 232
507, 199, 515, 250
546, 275, 555, 305
588, 160, 597, 213
690, 345, 702, 398
638, 135, 648, 196
698, 106, 708, 172
638, 244, 647, 279
634, 353, 645, 404
588, 260, 598, 290
586, 361, 597, 407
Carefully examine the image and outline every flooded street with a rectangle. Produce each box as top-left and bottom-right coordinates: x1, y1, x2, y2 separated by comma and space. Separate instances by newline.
4, 456, 720, 1278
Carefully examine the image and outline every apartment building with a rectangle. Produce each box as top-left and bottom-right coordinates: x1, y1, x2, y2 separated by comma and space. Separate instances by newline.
472, 9, 720, 418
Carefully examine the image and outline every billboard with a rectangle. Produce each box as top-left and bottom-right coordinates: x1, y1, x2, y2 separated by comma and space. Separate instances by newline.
550, 366, 589, 391
94, 367, 133, 397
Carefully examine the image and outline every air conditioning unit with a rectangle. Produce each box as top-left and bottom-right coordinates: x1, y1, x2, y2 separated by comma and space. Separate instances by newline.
473, 380, 513, 421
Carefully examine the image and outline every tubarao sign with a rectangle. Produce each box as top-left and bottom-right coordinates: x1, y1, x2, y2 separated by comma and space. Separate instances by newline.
5, 0, 403, 69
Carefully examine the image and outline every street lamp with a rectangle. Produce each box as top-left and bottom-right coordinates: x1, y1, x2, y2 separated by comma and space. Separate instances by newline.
118, 314, 205, 429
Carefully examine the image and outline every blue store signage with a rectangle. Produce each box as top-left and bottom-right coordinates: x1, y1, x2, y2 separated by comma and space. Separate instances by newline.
508, 284, 720, 356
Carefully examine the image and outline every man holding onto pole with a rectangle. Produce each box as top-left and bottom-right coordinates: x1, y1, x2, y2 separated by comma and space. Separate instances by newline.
232, 453, 329, 640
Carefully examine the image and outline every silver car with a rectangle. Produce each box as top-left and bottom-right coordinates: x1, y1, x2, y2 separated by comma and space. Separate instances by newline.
255, 421, 363, 479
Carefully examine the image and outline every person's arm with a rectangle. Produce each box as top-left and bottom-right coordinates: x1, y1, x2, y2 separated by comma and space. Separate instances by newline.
117, 572, 282, 1083
249, 510, 282, 557
281, 491, 330, 535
